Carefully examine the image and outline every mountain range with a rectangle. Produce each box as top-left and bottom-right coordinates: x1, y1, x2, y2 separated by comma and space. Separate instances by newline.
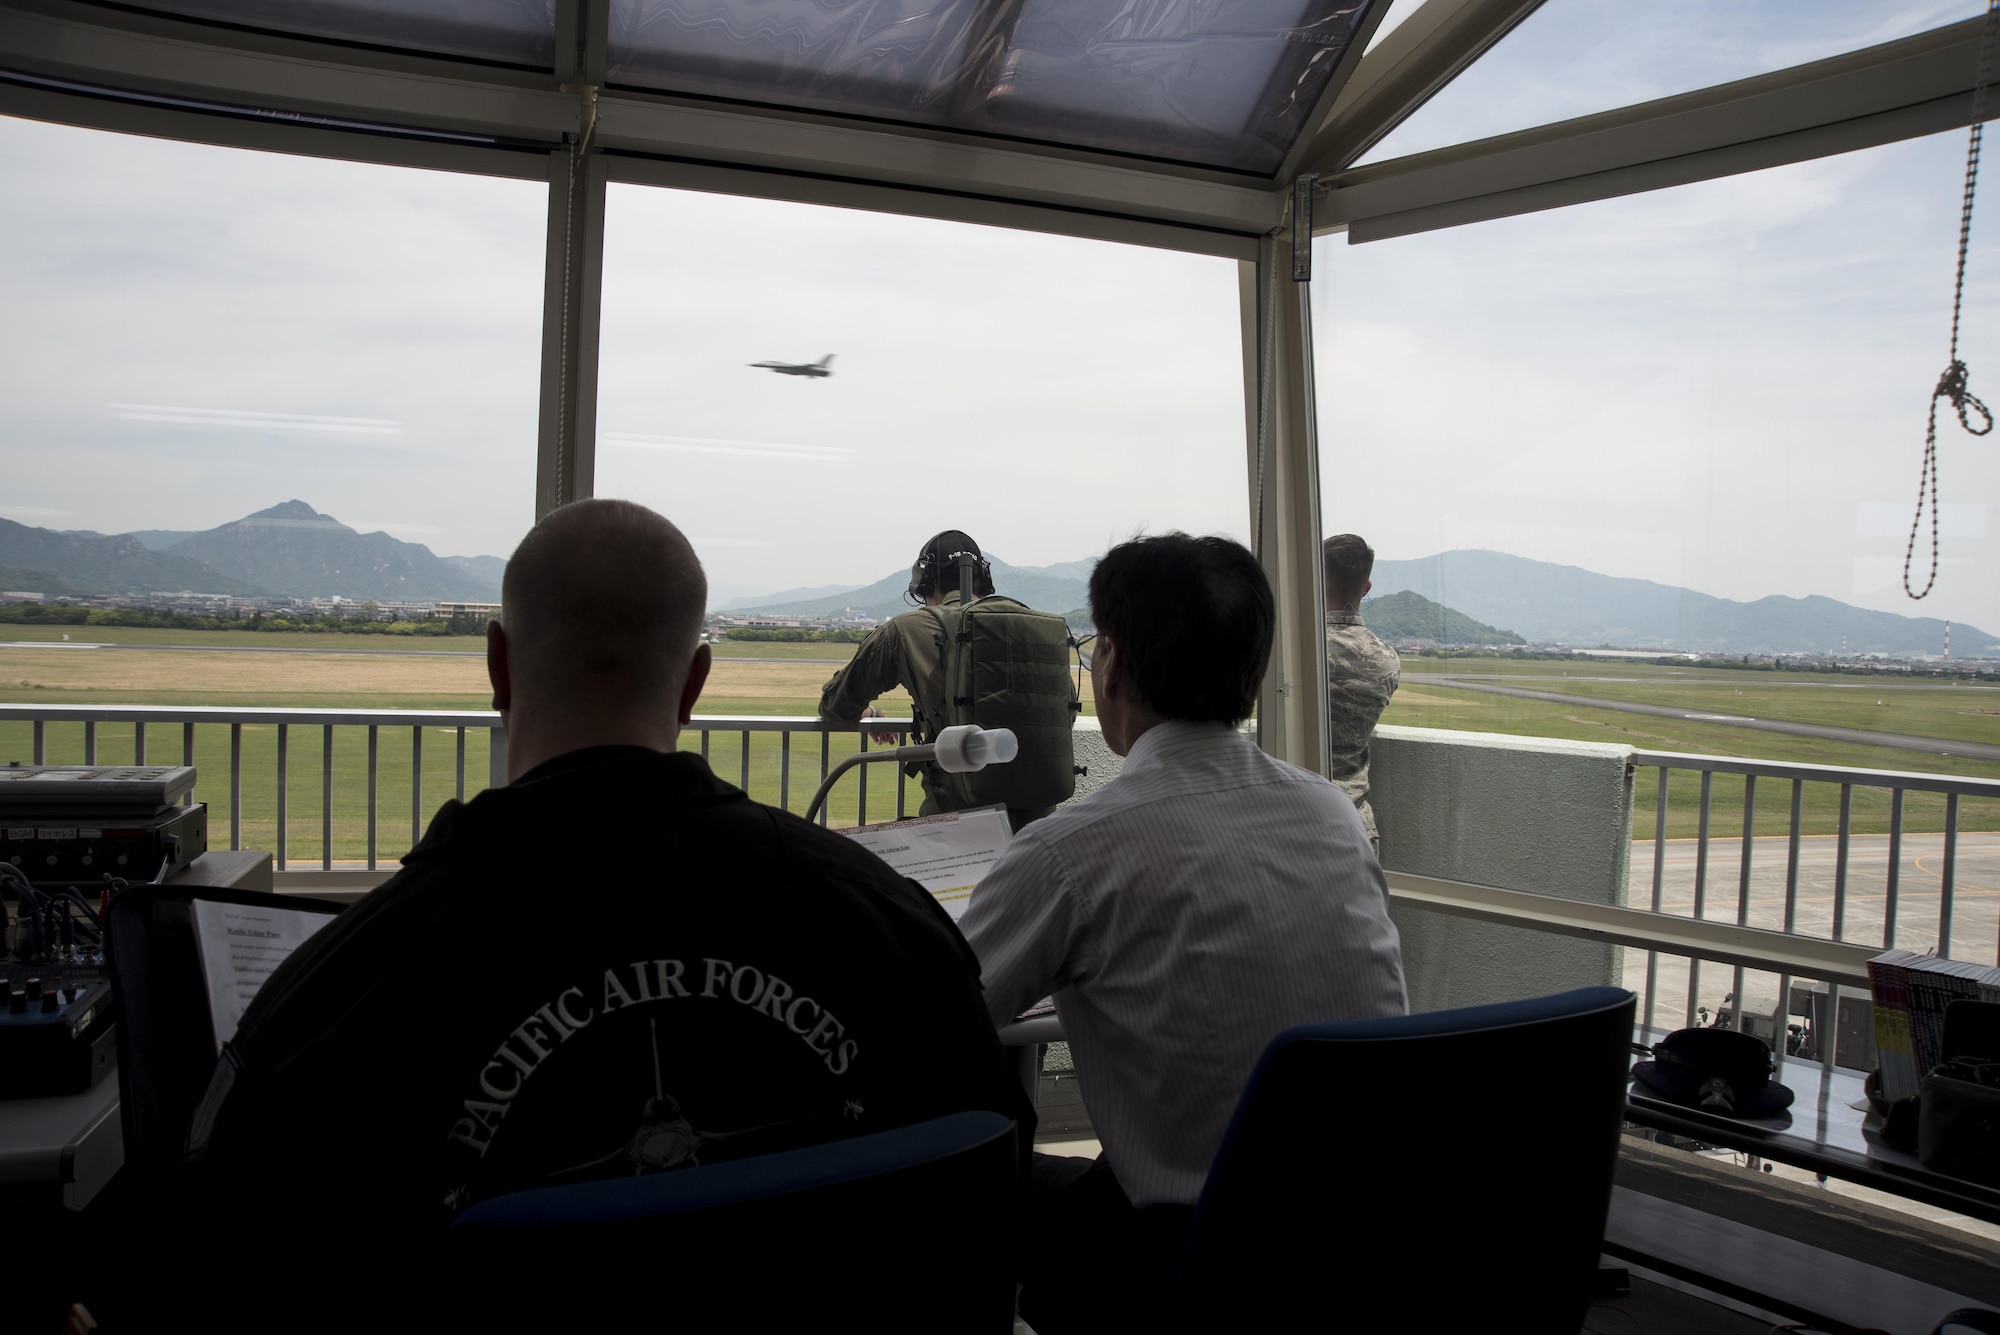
1369, 550, 1992, 656
4, 508, 1989, 656
724, 557, 1098, 623
2, 501, 502, 602
734, 548, 1992, 656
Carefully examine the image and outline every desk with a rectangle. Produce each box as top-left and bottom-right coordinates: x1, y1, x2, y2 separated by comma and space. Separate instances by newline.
0, 850, 274, 1210
1623, 1046, 2000, 1228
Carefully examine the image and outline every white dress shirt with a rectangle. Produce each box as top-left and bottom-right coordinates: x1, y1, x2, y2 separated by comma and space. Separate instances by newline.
960, 719, 1407, 1207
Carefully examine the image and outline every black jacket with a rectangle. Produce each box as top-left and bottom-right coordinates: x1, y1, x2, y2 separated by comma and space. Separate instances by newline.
188, 746, 1032, 1243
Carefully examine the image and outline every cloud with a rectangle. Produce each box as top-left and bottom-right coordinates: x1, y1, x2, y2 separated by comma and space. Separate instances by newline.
111, 404, 403, 435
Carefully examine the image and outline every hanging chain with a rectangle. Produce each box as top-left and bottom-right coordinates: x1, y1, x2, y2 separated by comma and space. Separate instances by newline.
1907, 0, 2000, 599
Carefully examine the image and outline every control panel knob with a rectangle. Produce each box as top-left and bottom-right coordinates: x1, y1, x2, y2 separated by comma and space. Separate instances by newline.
24, 977, 41, 1001
8, 990, 24, 1015
40, 990, 56, 1013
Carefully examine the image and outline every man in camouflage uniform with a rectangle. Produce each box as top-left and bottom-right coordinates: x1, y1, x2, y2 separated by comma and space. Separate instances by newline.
1324, 534, 1400, 855
819, 530, 1062, 829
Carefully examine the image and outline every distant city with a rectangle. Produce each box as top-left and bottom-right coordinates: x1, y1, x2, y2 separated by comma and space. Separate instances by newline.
2, 500, 1994, 666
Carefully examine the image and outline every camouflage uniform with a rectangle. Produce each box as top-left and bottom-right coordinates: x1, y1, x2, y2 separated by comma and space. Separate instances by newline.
1326, 610, 1401, 851
819, 592, 1056, 824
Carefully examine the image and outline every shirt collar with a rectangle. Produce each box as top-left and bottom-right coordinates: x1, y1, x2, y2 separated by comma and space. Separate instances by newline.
1327, 610, 1364, 627
513, 744, 732, 801
1119, 718, 1245, 775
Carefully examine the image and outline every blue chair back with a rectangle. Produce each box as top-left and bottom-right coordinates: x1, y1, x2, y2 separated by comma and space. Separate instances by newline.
449, 1110, 1019, 1332
1176, 987, 1636, 1333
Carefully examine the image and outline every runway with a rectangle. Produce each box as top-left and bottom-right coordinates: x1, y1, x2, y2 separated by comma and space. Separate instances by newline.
1417, 676, 2000, 762
0, 641, 843, 664
1619, 832, 2000, 1023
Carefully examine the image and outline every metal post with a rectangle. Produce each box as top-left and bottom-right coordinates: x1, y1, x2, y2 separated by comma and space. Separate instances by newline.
1644, 766, 1668, 1033
857, 730, 869, 826
84, 720, 96, 765
1940, 791, 1959, 958
1731, 775, 1756, 1032
411, 726, 424, 849
1239, 225, 1329, 775
489, 726, 509, 791
182, 720, 195, 766
740, 729, 751, 794
1833, 783, 1853, 940
535, 3, 609, 521
1686, 769, 1713, 1026
134, 720, 145, 765
277, 723, 289, 871
780, 729, 792, 812
456, 727, 467, 802
230, 723, 242, 852
322, 725, 334, 872
32, 719, 43, 765
1886, 788, 1905, 947
366, 725, 378, 872
819, 731, 830, 826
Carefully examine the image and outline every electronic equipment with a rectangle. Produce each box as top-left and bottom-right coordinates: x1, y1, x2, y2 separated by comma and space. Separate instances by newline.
1, 804, 206, 884
0, 958, 114, 1097
0, 767, 208, 1096
0, 763, 197, 815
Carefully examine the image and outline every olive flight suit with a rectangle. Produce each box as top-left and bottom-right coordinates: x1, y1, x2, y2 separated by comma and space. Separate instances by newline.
818, 591, 1056, 828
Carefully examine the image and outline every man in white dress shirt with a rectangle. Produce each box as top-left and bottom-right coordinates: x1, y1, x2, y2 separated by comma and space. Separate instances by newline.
960, 532, 1407, 1333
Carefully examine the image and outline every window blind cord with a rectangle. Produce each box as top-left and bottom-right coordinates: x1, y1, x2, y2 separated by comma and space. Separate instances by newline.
1907, 0, 2000, 600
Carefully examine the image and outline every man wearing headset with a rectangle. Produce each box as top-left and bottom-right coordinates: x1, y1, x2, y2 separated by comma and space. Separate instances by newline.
818, 530, 1074, 831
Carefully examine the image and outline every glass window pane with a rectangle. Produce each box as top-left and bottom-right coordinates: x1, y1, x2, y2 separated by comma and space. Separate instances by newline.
0, 114, 544, 608
1359, 0, 1987, 166
607, 0, 1383, 174
594, 183, 1246, 779
1317, 130, 2000, 990
118, 0, 557, 68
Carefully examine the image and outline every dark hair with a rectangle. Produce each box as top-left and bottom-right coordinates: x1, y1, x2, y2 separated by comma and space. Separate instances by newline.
1088, 533, 1272, 724
911, 530, 995, 601
1323, 534, 1375, 603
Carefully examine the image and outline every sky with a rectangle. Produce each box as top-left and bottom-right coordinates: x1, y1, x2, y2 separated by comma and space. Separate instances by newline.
0, 0, 1997, 631
1322, 0, 2000, 635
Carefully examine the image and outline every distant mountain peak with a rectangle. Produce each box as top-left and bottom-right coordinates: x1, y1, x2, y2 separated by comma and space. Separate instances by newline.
238, 500, 350, 531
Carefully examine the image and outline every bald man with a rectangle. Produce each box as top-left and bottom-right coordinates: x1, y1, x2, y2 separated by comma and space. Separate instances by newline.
185, 501, 1031, 1294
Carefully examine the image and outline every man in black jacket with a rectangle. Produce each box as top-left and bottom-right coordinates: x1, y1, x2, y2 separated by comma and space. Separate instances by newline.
185, 500, 1030, 1309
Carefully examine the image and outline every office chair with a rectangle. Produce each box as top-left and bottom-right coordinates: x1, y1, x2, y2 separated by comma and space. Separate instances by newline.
1176, 986, 1636, 1333
448, 1109, 1021, 1332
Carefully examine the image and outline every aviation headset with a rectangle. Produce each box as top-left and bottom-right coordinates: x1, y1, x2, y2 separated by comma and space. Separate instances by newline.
905, 531, 991, 606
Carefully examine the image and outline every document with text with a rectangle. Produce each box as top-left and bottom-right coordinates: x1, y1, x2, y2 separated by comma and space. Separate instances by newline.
839, 805, 1012, 921
191, 899, 338, 1052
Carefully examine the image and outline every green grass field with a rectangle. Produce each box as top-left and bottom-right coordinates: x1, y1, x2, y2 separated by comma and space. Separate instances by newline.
1, 637, 1991, 860
1387, 660, 1999, 838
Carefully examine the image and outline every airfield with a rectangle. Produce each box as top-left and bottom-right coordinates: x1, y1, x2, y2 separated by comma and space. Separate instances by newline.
1, 627, 1992, 860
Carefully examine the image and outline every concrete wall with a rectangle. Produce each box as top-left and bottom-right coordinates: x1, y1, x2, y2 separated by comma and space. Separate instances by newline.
1064, 716, 1123, 805
1372, 725, 1635, 1012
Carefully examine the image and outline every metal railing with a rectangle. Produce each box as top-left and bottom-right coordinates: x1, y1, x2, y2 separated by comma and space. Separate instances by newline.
1624, 748, 2000, 1062
0, 705, 917, 874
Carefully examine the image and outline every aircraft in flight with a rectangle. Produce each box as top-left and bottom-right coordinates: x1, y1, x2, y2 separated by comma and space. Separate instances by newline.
750, 354, 835, 379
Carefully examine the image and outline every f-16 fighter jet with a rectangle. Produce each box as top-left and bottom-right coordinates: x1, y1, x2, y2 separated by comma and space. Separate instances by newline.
750, 353, 835, 378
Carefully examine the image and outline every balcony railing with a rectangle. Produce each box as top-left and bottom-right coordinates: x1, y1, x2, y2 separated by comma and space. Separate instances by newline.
1626, 749, 1998, 1058
0, 705, 919, 875
7, 703, 1994, 1078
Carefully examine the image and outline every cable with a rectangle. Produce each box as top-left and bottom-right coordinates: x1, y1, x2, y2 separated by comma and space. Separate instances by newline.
1907, 0, 2000, 600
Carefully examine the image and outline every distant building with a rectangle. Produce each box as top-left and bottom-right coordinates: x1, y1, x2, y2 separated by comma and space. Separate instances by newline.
434, 601, 501, 619
0, 591, 45, 604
